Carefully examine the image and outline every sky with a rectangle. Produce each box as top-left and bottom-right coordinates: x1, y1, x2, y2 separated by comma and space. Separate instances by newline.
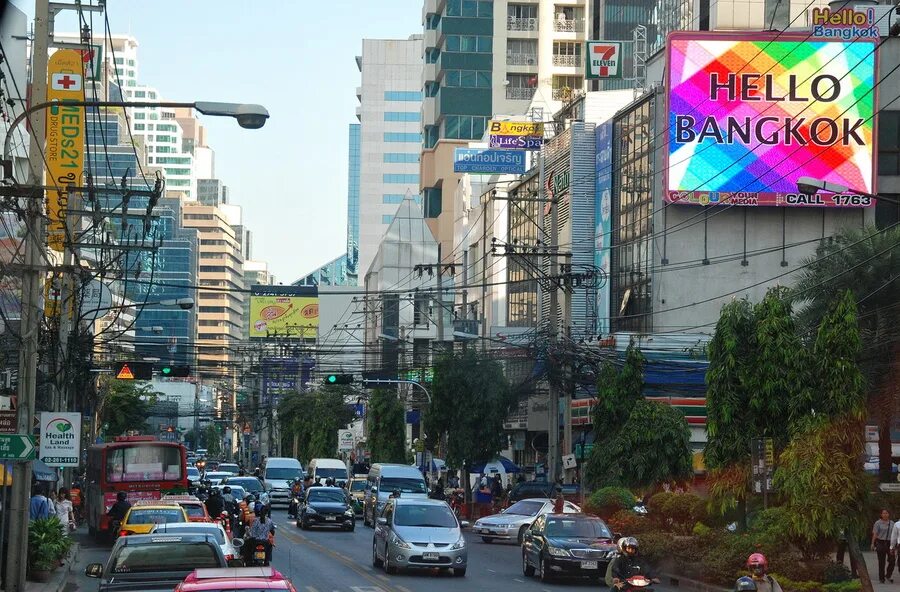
12, 0, 422, 282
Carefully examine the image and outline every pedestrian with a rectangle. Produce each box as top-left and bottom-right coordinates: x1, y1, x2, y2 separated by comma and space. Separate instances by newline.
872, 509, 895, 583
54, 488, 74, 535
553, 487, 565, 513
449, 474, 459, 489
29, 485, 53, 521
490, 475, 503, 511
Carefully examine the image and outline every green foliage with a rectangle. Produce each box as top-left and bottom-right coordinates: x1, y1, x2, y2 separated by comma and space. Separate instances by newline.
203, 424, 222, 458
812, 291, 865, 420
607, 510, 651, 536
647, 492, 708, 534
28, 516, 72, 571
592, 346, 644, 438
692, 522, 712, 537
99, 378, 157, 438
278, 387, 355, 462
770, 574, 862, 592
366, 389, 406, 464
584, 486, 636, 518
427, 350, 515, 468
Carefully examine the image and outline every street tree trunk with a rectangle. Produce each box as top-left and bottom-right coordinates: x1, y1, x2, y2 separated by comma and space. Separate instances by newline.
846, 530, 873, 592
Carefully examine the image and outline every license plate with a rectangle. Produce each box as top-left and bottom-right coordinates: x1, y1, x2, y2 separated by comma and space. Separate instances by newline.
580, 561, 598, 569
477, 529, 489, 534
422, 552, 439, 561
325, 516, 337, 521
254, 552, 266, 560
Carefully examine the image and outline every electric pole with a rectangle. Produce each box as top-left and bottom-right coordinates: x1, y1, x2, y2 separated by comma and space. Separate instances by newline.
546, 170, 561, 486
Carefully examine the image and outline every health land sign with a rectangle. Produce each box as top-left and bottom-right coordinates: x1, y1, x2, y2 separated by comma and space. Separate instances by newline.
39, 412, 81, 467
665, 33, 876, 208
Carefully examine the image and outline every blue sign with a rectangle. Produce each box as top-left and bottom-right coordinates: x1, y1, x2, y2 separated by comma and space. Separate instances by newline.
454, 148, 526, 174
595, 120, 614, 336
488, 135, 543, 150
262, 357, 299, 408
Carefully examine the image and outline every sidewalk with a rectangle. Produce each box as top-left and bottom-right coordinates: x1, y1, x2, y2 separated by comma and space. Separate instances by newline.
862, 549, 900, 591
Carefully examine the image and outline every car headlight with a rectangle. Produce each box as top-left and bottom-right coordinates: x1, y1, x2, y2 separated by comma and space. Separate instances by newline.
305, 506, 317, 515
547, 546, 571, 557
474, 520, 484, 527
344, 509, 354, 516
450, 537, 466, 550
391, 533, 411, 549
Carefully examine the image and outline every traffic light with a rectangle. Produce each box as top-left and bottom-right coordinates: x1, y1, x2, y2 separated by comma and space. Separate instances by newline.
324, 374, 354, 385
159, 365, 191, 377
113, 361, 153, 380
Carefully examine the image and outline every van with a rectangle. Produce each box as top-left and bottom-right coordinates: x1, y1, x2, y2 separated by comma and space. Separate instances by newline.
362, 463, 427, 527
307, 458, 349, 486
262, 457, 304, 506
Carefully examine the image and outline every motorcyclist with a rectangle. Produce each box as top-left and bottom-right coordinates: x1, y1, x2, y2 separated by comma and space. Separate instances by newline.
429, 479, 446, 501
609, 537, 659, 590
205, 487, 225, 518
243, 506, 275, 566
746, 554, 783, 592
107, 491, 131, 522
311, 477, 322, 488
288, 478, 303, 518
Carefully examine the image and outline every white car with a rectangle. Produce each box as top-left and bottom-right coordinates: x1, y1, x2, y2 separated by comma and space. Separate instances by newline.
473, 498, 581, 544
149, 522, 243, 563
203, 471, 234, 485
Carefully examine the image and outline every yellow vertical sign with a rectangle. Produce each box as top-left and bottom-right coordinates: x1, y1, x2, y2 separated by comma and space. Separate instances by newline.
45, 50, 85, 252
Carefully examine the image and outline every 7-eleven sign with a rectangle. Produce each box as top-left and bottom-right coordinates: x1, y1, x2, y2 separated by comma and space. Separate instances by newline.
586, 41, 623, 79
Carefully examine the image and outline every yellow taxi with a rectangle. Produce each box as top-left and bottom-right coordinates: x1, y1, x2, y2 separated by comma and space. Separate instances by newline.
119, 500, 189, 536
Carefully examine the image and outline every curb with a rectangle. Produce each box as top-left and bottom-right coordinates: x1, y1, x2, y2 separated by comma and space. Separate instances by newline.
662, 572, 730, 592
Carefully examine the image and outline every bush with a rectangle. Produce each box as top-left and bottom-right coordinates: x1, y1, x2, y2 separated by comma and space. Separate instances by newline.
820, 563, 852, 584
607, 510, 651, 537
692, 522, 712, 537
771, 574, 861, 592
585, 486, 636, 519
634, 531, 674, 567
647, 491, 707, 534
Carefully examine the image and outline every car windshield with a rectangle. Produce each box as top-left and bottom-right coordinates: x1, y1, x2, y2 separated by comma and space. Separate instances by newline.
110, 542, 221, 573
394, 504, 457, 528
265, 468, 301, 480
127, 509, 186, 525
505, 500, 545, 516
315, 468, 348, 480
155, 526, 225, 544
225, 486, 245, 499
308, 490, 347, 503
106, 445, 183, 483
226, 478, 263, 492
381, 477, 426, 494
181, 504, 207, 518
187, 468, 200, 478
219, 464, 239, 473
545, 518, 612, 539
350, 481, 367, 492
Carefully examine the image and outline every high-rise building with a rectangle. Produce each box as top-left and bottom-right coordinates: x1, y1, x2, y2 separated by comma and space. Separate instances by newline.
356, 36, 424, 278
197, 179, 229, 206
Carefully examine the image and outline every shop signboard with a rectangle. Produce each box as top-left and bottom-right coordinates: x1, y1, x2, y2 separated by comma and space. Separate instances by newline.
454, 148, 526, 174
594, 120, 613, 335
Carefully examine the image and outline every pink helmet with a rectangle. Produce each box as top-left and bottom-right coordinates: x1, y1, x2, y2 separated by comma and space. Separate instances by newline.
747, 553, 768, 570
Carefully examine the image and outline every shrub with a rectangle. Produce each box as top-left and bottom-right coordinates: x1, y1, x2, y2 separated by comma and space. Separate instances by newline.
608, 509, 651, 536
693, 522, 712, 537
820, 563, 852, 584
634, 531, 673, 567
771, 574, 861, 592
585, 486, 636, 519
647, 491, 707, 534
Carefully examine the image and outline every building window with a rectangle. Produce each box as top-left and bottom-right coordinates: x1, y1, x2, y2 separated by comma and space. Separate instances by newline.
383, 174, 419, 184
382, 194, 405, 204
426, 48, 440, 64
424, 187, 441, 218
878, 111, 900, 176
134, 112, 145, 120
383, 153, 419, 163
444, 115, 488, 140
552, 75, 584, 100
446, 0, 490, 16
413, 294, 430, 326
384, 111, 421, 122
506, 175, 541, 327
444, 35, 492, 53
506, 74, 537, 100
384, 132, 422, 143
134, 123, 145, 130
553, 42, 582, 67
444, 70, 491, 88
507, 40, 537, 66
508, 3, 538, 30
381, 214, 394, 224
384, 91, 423, 101
134, 90, 146, 98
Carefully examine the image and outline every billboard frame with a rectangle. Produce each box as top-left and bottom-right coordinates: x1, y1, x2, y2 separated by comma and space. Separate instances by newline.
249, 285, 318, 340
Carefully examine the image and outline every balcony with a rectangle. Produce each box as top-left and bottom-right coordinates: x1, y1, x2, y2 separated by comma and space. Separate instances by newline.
506, 87, 536, 101
552, 54, 582, 67
554, 18, 583, 32
507, 17, 538, 31
507, 53, 537, 66
552, 87, 585, 101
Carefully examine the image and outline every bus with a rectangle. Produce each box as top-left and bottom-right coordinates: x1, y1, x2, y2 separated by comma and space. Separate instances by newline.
85, 435, 188, 539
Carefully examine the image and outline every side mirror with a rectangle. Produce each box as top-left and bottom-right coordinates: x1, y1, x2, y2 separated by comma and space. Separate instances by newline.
460, 521, 470, 528
232, 538, 244, 548
377, 517, 388, 525
85, 563, 103, 578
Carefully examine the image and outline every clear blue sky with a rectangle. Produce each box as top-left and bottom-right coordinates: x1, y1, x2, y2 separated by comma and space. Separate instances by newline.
13, 0, 422, 282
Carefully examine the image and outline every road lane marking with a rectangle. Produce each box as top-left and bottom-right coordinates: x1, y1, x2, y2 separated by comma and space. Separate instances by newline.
304, 587, 318, 592
513, 579, 524, 583
396, 586, 413, 592
351, 588, 385, 592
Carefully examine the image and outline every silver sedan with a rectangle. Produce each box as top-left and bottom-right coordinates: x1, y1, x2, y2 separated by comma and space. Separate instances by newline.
473, 498, 581, 544
373, 498, 468, 576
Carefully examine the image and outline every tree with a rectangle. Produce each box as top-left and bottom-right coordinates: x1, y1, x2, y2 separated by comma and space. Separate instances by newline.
204, 423, 222, 458
278, 387, 355, 461
585, 345, 692, 491
775, 291, 872, 592
792, 226, 900, 482
366, 389, 406, 463
97, 378, 157, 438
427, 350, 515, 469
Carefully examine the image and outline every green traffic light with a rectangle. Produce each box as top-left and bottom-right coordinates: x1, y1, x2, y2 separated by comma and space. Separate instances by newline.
327, 375, 337, 383
162, 367, 172, 375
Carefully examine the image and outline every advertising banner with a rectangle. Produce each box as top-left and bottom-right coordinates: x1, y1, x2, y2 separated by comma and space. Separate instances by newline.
454, 148, 526, 174
249, 285, 318, 339
585, 41, 623, 79
665, 33, 876, 208
594, 120, 613, 336
262, 358, 298, 408
46, 50, 86, 251
39, 411, 81, 467
488, 120, 543, 136
489, 135, 543, 150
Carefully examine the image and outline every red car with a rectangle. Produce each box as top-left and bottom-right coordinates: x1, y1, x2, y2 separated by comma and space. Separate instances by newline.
163, 495, 213, 523
176, 567, 295, 592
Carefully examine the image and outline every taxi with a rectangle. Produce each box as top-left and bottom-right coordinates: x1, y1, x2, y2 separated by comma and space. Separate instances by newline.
119, 501, 189, 536
175, 567, 295, 592
163, 495, 213, 523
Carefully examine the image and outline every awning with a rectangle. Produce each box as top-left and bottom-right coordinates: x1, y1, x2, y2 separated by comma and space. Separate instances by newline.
31, 460, 57, 482
469, 455, 522, 474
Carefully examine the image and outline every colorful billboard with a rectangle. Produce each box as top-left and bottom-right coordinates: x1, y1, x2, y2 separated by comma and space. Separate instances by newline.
666, 33, 876, 208
585, 41, 624, 79
454, 148, 526, 174
46, 49, 86, 251
594, 120, 613, 336
489, 135, 543, 150
249, 285, 318, 339
488, 120, 543, 136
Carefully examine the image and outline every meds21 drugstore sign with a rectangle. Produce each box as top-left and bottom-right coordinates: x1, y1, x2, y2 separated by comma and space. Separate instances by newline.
665, 32, 876, 208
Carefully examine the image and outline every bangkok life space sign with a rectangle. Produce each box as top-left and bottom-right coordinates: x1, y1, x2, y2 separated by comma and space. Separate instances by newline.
665, 32, 876, 208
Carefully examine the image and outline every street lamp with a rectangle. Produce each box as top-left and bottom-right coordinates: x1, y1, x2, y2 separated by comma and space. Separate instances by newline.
796, 176, 871, 198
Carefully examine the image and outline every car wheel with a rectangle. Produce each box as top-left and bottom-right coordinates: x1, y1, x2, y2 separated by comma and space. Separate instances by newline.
301, 519, 308, 530
372, 541, 383, 568
481, 536, 493, 543
522, 551, 535, 577
453, 568, 466, 577
539, 554, 552, 582
384, 553, 398, 575
517, 525, 528, 544
295, 518, 301, 528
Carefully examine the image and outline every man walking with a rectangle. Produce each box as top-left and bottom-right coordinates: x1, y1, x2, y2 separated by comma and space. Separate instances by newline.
872, 509, 894, 583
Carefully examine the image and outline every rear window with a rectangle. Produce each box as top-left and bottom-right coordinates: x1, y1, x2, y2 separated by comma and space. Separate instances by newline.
181, 504, 207, 518
156, 527, 225, 544
505, 500, 546, 516
110, 542, 221, 573
226, 478, 263, 492
126, 509, 185, 525
350, 481, 366, 492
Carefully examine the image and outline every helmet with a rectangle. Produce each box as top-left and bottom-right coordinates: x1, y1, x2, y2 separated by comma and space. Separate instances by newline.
621, 537, 638, 556
222, 486, 231, 494
736, 576, 758, 592
244, 494, 254, 503
210, 487, 220, 496
116, 491, 127, 502
747, 553, 768, 576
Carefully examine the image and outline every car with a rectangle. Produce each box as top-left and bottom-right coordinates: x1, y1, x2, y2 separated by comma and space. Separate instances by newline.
119, 503, 189, 536
222, 477, 270, 506
203, 471, 234, 485
521, 513, 618, 582
348, 477, 367, 515
507, 481, 555, 504
307, 458, 349, 486
213, 484, 246, 501
176, 566, 294, 592
372, 498, 468, 577
263, 457, 303, 507
187, 467, 202, 486
363, 463, 427, 527
474, 498, 582, 544
297, 486, 354, 531
218, 463, 240, 476
84, 533, 231, 592
150, 522, 244, 563
163, 495, 212, 523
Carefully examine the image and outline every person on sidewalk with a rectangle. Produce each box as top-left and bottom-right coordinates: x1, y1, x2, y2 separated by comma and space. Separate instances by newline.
871, 509, 895, 583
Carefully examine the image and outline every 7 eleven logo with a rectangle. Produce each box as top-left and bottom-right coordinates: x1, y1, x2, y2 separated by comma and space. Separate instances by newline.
587, 41, 622, 79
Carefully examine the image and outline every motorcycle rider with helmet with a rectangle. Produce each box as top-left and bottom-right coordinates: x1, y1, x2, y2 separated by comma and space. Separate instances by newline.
288, 478, 303, 518
735, 576, 758, 592
746, 554, 783, 592
609, 537, 659, 590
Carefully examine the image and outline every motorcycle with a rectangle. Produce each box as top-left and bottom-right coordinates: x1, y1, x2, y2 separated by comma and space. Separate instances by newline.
621, 575, 656, 592
448, 489, 465, 518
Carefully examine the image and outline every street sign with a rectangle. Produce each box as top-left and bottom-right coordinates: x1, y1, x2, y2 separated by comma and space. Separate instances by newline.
39, 412, 81, 467
751, 437, 775, 494
0, 410, 16, 434
338, 429, 354, 453
0, 434, 35, 460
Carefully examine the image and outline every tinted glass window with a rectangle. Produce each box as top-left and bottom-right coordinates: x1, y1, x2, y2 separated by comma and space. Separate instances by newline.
265, 468, 301, 480
350, 481, 367, 492
545, 518, 612, 539
380, 477, 426, 494
505, 500, 545, 516
156, 527, 225, 544
225, 478, 263, 492
127, 509, 185, 524
110, 543, 220, 572
314, 468, 348, 480
107, 445, 182, 483
307, 490, 347, 504
181, 504, 207, 518
394, 504, 457, 528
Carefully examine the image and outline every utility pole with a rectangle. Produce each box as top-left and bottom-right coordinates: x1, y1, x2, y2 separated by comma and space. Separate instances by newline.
546, 165, 561, 486
6, 0, 49, 589
435, 243, 444, 344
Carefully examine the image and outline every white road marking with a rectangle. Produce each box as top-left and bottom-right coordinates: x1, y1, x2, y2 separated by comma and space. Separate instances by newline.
350, 587, 385, 592
304, 587, 318, 592
513, 579, 524, 583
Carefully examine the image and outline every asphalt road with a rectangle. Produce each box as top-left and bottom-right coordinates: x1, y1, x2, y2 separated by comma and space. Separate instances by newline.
68, 508, 679, 592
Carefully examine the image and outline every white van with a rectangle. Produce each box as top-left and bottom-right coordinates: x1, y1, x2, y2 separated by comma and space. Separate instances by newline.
362, 463, 427, 527
263, 457, 304, 506
307, 458, 349, 486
